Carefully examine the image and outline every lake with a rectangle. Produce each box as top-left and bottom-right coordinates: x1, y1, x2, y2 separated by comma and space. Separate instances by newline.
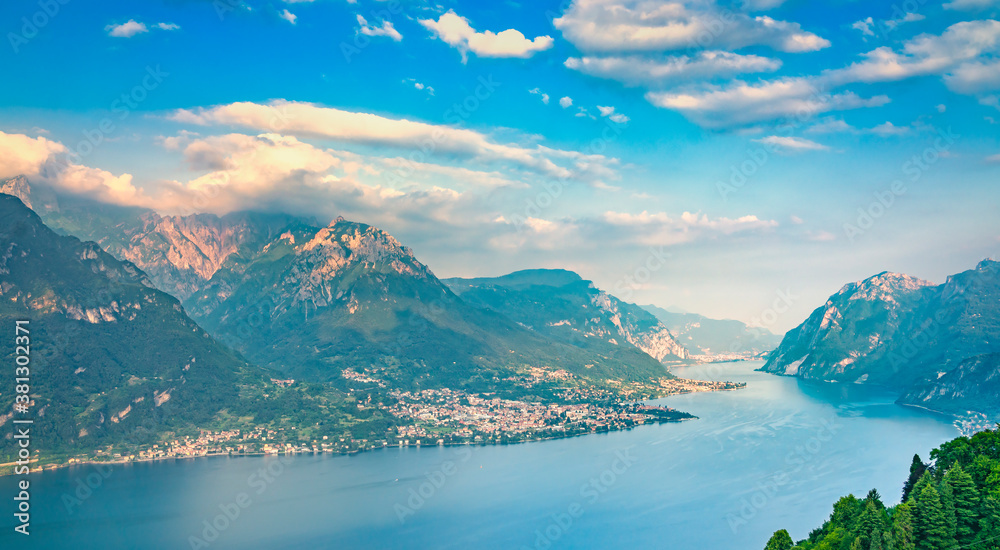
0, 361, 960, 549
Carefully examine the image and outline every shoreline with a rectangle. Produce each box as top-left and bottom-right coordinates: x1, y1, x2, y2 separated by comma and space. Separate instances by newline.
3, 415, 701, 478
3, 369, 751, 478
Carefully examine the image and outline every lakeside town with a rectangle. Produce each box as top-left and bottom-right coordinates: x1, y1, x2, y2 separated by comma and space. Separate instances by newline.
11, 371, 746, 474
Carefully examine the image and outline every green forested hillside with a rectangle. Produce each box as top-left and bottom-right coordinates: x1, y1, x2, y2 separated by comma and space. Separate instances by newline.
765, 427, 1000, 549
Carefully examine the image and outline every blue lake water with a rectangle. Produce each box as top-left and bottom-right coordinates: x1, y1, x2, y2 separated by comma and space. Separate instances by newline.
0, 361, 959, 549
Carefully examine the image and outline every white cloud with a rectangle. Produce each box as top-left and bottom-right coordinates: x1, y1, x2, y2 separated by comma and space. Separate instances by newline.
752, 135, 830, 151
869, 121, 909, 136
826, 20, 1000, 86
646, 78, 888, 127
596, 105, 630, 123
420, 10, 553, 61
170, 100, 620, 185
986, 153, 1000, 162
106, 20, 148, 38
156, 23, 180, 31
357, 15, 402, 41
564, 51, 781, 86
642, 19, 1000, 126
852, 17, 875, 37
279, 9, 297, 25
405, 79, 434, 95
553, 0, 829, 54
0, 131, 66, 179
529, 88, 550, 104
944, 0, 1000, 10
494, 210, 778, 250
945, 58, 1000, 94
559, 96, 573, 108
806, 117, 909, 136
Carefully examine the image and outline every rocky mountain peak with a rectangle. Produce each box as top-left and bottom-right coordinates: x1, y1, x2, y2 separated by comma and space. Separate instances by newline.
841, 271, 933, 304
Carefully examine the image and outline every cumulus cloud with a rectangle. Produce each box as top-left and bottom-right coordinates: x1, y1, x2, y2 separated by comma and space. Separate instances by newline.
105, 19, 179, 37
596, 105, 630, 123
646, 78, 889, 127
852, 17, 875, 37
420, 10, 553, 61
357, 15, 402, 41
553, 0, 829, 54
105, 20, 148, 38
826, 20, 1000, 86
644, 19, 1000, 126
559, 96, 573, 108
752, 135, 830, 152
529, 88, 550, 104
565, 51, 781, 86
0, 132, 66, 179
279, 9, 297, 25
169, 100, 621, 185
944, 0, 1000, 10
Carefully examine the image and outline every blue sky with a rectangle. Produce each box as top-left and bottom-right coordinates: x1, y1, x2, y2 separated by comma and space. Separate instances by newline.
1, 0, 998, 331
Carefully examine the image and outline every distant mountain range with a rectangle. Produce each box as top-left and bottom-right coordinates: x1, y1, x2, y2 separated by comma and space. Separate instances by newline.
640, 304, 781, 360
443, 269, 688, 363
2, 178, 684, 393
0, 194, 385, 454
761, 261, 1000, 418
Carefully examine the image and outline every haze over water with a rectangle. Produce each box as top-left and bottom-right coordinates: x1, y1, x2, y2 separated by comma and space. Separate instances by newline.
0, 362, 959, 550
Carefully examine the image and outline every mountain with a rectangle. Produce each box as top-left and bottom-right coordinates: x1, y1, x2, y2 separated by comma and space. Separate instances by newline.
760, 261, 1000, 416
183, 222, 677, 388
640, 304, 781, 360
898, 352, 1000, 417
4, 179, 675, 390
0, 193, 252, 451
0, 192, 399, 459
442, 269, 688, 364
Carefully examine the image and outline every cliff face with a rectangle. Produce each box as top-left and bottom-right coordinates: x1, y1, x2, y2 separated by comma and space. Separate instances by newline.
898, 352, 1000, 417
760, 260, 1000, 416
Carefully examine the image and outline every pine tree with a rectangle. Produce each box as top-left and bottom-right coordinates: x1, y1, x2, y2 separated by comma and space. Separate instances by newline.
764, 529, 794, 550
976, 496, 1000, 549
939, 476, 959, 542
892, 500, 917, 550
856, 500, 887, 548
943, 463, 980, 547
903, 454, 928, 502
914, 484, 957, 550
868, 529, 885, 550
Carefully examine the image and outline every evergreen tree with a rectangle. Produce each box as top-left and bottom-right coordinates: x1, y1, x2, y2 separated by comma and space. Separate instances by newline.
903, 454, 928, 502
764, 529, 794, 550
914, 484, 957, 550
943, 463, 980, 546
891, 500, 916, 550
856, 500, 887, 548
976, 496, 1000, 549
939, 476, 959, 542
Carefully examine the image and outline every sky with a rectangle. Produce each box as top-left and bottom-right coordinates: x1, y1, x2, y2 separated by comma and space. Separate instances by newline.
1, 0, 998, 332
